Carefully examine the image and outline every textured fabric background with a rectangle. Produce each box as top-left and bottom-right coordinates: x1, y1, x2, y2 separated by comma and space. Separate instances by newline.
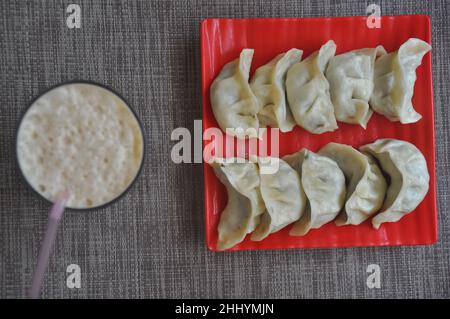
0, 0, 449, 299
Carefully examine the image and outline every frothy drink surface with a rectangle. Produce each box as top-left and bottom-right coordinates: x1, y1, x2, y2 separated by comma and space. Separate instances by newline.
17, 83, 144, 209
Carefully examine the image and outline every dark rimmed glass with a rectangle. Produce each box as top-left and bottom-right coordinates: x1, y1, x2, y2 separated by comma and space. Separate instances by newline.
15, 80, 146, 212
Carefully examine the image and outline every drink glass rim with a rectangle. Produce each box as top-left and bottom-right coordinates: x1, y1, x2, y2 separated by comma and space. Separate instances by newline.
15, 80, 146, 212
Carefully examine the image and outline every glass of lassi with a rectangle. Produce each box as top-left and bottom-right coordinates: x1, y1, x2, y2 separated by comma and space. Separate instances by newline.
16, 81, 145, 298
16, 81, 145, 209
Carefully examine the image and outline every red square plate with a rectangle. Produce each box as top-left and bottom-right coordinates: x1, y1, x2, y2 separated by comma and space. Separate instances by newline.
201, 15, 437, 251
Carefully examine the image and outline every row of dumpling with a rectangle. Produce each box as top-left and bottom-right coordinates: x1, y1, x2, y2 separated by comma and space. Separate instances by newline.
210, 38, 431, 136
210, 138, 429, 250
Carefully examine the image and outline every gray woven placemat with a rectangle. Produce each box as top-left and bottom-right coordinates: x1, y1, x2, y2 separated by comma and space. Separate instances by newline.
1, 0, 449, 298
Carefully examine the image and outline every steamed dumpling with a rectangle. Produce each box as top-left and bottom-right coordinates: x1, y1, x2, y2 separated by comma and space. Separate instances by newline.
250, 49, 303, 132
251, 157, 306, 241
370, 38, 431, 123
283, 149, 346, 235
286, 40, 338, 134
210, 49, 260, 138
326, 46, 386, 128
360, 139, 429, 229
209, 158, 265, 250
319, 143, 387, 226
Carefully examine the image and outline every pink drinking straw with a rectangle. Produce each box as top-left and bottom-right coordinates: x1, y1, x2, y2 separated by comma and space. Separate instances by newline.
28, 190, 70, 299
